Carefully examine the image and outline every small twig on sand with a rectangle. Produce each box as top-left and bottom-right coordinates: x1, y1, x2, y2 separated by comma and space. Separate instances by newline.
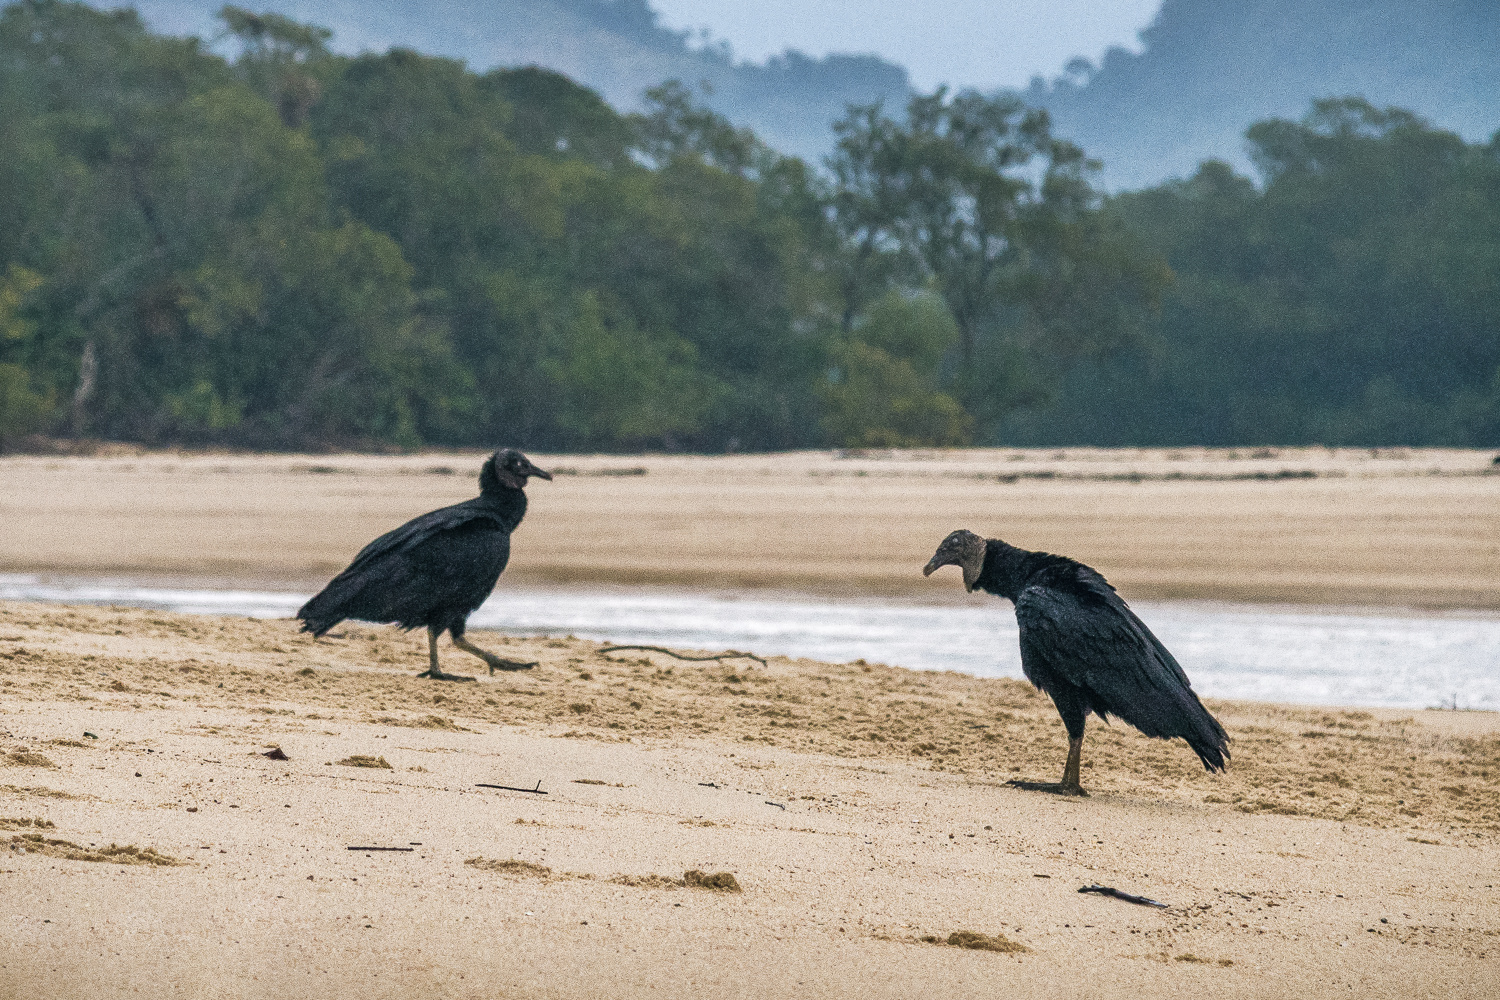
475, 781, 547, 795
598, 644, 768, 667
347, 846, 414, 852
1079, 884, 1168, 908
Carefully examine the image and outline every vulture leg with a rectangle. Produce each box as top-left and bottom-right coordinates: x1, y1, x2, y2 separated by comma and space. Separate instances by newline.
1059, 735, 1086, 794
452, 632, 537, 674
416, 625, 478, 682
1007, 734, 1089, 797
1008, 689, 1090, 796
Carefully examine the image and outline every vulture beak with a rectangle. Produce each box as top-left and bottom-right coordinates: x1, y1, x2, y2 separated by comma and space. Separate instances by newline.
922, 552, 950, 578
525, 460, 553, 482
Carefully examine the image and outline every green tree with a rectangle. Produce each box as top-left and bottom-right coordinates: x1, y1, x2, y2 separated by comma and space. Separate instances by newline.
631, 80, 761, 176
485, 65, 635, 169
828, 88, 1166, 427
1015, 99, 1500, 446
219, 5, 331, 128
0, 2, 463, 447
542, 291, 724, 448
820, 290, 970, 447
826, 103, 917, 332
0, 265, 51, 442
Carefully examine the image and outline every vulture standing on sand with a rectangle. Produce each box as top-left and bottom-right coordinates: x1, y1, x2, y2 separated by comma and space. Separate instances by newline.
923, 529, 1228, 796
297, 449, 551, 682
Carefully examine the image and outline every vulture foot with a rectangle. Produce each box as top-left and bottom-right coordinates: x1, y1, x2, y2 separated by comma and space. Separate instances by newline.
415, 668, 478, 683
452, 634, 535, 673
1006, 779, 1089, 798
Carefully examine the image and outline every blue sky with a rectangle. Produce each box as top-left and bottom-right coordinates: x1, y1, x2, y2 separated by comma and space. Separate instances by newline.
649, 0, 1165, 90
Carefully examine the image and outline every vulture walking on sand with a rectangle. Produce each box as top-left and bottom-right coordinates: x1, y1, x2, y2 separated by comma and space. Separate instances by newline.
297, 449, 551, 682
924, 529, 1228, 796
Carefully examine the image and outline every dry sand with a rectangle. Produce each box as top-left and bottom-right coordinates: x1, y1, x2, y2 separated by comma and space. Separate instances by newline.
2, 602, 1497, 999
2, 446, 1498, 608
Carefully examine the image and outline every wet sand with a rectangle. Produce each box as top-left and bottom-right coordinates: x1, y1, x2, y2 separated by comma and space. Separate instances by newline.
2, 446, 1498, 608
2, 603, 1497, 999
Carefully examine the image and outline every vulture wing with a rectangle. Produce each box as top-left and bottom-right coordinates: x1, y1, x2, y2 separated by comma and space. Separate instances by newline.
297, 502, 510, 636
1015, 573, 1229, 771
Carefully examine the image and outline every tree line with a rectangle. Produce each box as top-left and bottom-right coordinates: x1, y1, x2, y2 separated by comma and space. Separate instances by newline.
1002, 99, 1500, 446
1, 1, 1496, 451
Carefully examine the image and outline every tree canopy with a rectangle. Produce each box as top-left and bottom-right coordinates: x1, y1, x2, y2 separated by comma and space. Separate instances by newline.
0, 3, 1494, 451
1001, 98, 1500, 446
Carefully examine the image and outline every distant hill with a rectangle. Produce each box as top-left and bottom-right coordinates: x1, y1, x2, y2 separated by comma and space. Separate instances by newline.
123, 0, 1500, 187
126, 0, 912, 162
1024, 0, 1500, 188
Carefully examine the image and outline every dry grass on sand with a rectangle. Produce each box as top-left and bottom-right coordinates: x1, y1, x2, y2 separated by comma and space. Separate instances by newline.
1, 602, 1497, 998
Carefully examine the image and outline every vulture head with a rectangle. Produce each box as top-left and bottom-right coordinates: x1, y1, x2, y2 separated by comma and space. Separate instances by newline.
923, 529, 987, 591
483, 449, 553, 491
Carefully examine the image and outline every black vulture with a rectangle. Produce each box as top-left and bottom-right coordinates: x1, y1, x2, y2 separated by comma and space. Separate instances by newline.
297, 449, 552, 682
923, 529, 1228, 796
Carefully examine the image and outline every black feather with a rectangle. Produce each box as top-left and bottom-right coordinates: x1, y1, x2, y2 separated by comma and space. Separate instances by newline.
976, 540, 1229, 772
296, 450, 535, 641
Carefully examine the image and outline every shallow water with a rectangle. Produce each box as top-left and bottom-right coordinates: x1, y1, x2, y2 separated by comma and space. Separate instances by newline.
2, 575, 1496, 711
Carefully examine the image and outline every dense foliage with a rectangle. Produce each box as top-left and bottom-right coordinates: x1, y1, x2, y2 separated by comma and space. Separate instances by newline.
0, 3, 1495, 450
0, 1, 1147, 450
1001, 99, 1500, 446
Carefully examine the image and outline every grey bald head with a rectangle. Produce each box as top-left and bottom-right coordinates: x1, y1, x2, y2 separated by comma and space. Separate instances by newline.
482, 449, 553, 491
923, 529, 988, 591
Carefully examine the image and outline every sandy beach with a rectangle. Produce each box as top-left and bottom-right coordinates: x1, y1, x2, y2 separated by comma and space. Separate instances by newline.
2, 448, 1498, 997
1, 602, 1497, 999
2, 446, 1498, 608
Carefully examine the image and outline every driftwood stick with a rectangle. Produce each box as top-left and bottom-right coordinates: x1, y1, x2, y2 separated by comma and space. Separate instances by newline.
476, 781, 547, 795
597, 644, 769, 667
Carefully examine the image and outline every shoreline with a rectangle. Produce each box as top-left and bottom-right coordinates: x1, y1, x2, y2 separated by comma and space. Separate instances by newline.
8, 567, 1500, 619
3, 583, 1498, 714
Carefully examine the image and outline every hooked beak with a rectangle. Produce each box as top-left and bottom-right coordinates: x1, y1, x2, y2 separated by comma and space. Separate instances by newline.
525, 460, 552, 482
922, 553, 951, 578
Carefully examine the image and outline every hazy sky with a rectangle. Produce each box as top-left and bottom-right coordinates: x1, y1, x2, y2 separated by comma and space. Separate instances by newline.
649, 0, 1165, 90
